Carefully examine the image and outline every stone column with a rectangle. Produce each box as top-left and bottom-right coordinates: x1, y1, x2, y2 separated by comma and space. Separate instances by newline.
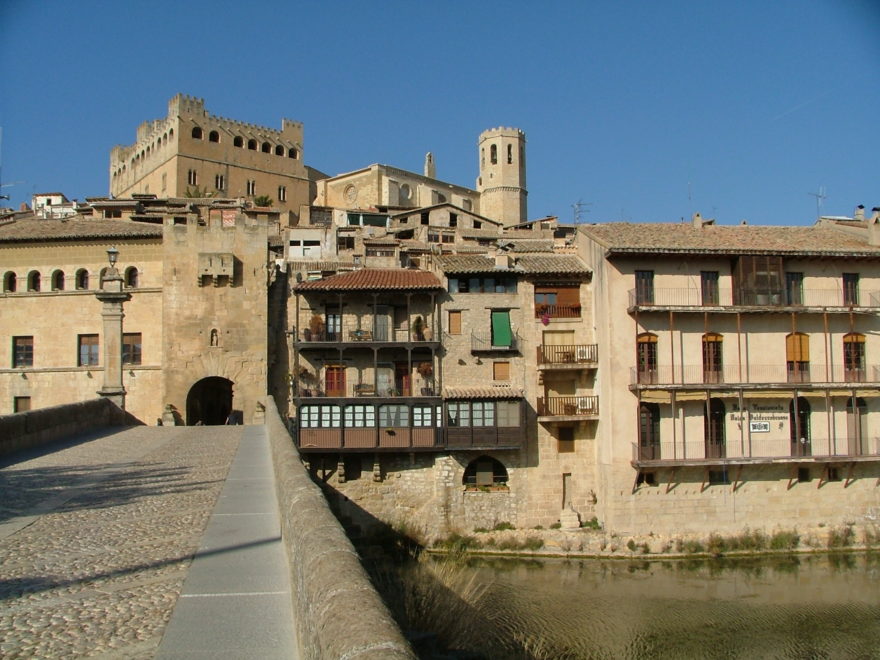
95, 252, 132, 410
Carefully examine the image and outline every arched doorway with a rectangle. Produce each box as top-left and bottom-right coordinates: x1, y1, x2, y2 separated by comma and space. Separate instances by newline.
186, 377, 234, 425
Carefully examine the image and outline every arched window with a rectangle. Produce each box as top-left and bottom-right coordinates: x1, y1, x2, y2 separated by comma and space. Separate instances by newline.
247, 139, 257, 150
481, 147, 485, 167
261, 142, 271, 153
169, 128, 174, 138
507, 144, 513, 164
125, 266, 139, 288
233, 136, 243, 147
3, 271, 16, 293
27, 271, 41, 292
638, 402, 660, 460
704, 398, 726, 458
274, 145, 284, 156
51, 270, 65, 291
702, 333, 723, 383
288, 147, 298, 159
462, 455, 509, 488
786, 333, 810, 383
789, 396, 811, 456
192, 126, 203, 139
490, 144, 497, 164
75, 269, 89, 290
843, 333, 866, 382
208, 130, 220, 143
637, 333, 658, 384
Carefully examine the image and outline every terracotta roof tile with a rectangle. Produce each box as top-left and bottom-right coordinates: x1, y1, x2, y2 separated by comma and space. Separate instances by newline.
293, 268, 442, 291
516, 255, 590, 274
443, 386, 524, 399
580, 222, 880, 256
437, 255, 499, 273
0, 217, 163, 242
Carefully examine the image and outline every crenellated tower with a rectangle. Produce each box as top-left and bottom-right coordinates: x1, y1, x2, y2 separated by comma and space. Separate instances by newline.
476, 127, 527, 226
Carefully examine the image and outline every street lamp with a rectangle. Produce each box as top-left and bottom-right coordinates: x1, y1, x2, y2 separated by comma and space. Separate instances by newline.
95, 246, 131, 410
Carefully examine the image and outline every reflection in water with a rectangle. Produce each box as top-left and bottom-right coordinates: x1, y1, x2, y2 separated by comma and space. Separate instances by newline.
375, 552, 880, 659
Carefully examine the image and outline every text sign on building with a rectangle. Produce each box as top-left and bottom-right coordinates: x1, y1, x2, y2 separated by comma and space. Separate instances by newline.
750, 421, 771, 433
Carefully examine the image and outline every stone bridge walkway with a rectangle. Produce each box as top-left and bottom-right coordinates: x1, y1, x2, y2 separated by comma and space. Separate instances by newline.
0, 425, 296, 658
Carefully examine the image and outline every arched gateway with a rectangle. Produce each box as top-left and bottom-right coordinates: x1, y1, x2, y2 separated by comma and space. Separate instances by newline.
186, 377, 234, 425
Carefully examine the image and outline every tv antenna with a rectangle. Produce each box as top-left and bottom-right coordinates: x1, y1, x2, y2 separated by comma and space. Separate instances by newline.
572, 199, 592, 224
807, 185, 827, 219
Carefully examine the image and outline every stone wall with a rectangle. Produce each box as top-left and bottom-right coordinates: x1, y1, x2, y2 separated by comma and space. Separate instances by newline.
0, 398, 141, 458
265, 397, 415, 660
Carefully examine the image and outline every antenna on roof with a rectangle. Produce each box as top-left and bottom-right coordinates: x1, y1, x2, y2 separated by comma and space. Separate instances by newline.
807, 185, 827, 219
572, 199, 591, 224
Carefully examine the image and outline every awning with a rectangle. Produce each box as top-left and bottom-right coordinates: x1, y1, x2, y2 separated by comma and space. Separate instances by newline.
491, 311, 513, 347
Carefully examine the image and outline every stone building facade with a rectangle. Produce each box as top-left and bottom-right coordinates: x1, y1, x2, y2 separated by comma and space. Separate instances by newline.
109, 95, 313, 221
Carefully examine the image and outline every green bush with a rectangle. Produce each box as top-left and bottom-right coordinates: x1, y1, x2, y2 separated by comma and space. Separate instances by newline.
827, 525, 854, 549
550, 522, 561, 529
627, 539, 637, 552
473, 527, 489, 533
493, 521, 516, 531
522, 536, 544, 551
580, 516, 601, 530
769, 530, 800, 550
438, 533, 481, 553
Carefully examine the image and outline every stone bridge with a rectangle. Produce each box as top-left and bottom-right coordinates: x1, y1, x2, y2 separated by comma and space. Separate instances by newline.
0, 399, 413, 659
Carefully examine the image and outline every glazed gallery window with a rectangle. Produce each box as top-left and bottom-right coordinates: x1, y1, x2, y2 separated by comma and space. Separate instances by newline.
78, 334, 99, 367
300, 405, 341, 428
122, 333, 142, 366
446, 401, 518, 427
344, 405, 376, 428
379, 405, 409, 427
13, 336, 33, 368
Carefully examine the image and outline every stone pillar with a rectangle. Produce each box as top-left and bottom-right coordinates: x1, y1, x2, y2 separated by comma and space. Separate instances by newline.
95, 257, 131, 410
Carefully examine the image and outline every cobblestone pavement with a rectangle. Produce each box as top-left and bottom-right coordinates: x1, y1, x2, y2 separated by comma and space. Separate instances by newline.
0, 425, 242, 658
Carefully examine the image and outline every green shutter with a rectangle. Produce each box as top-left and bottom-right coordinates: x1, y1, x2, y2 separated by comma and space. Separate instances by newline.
491, 311, 512, 347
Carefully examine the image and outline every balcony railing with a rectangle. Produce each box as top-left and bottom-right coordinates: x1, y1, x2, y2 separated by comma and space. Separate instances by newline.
537, 344, 598, 366
627, 287, 880, 309
296, 386, 438, 398
534, 303, 581, 319
632, 435, 880, 465
537, 395, 599, 417
295, 327, 437, 344
471, 331, 519, 352
630, 364, 880, 386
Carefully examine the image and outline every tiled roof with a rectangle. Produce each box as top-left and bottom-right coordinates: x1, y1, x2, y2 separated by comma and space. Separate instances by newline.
437, 255, 500, 273
0, 217, 163, 242
437, 253, 590, 275
363, 237, 399, 245
293, 268, 442, 291
443, 386, 524, 400
579, 222, 880, 256
289, 260, 355, 271
501, 239, 555, 252
516, 255, 591, 274
459, 228, 504, 239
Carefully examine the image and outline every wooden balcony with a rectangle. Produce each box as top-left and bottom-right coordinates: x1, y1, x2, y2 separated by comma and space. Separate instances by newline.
537, 344, 597, 369
298, 426, 444, 452
295, 328, 439, 349
537, 395, 599, 420
630, 364, 880, 389
534, 303, 581, 319
632, 435, 880, 469
627, 287, 880, 312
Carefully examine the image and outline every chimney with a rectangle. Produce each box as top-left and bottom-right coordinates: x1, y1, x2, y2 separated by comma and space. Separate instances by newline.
692, 212, 702, 227
855, 204, 865, 221
19, 202, 29, 212
424, 152, 436, 179
495, 253, 512, 269
867, 209, 880, 246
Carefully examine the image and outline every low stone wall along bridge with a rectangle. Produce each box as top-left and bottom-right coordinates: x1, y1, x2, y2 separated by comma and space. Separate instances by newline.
0, 400, 414, 659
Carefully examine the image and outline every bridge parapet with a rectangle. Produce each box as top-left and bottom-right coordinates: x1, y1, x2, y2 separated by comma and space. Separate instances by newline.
0, 398, 141, 458
265, 396, 415, 659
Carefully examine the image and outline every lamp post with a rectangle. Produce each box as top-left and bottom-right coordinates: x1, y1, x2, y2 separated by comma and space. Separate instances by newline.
95, 246, 131, 409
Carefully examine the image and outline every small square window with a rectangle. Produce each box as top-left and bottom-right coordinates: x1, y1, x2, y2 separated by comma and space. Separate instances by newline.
797, 467, 810, 483
13, 336, 33, 367
493, 361, 510, 381
78, 334, 99, 367
827, 467, 841, 482
708, 469, 729, 485
13, 396, 31, 413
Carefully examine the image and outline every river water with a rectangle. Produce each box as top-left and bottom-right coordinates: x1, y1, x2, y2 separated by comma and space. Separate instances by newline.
373, 552, 880, 659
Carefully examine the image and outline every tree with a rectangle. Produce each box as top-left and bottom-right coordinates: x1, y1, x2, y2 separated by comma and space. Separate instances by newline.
253, 195, 273, 207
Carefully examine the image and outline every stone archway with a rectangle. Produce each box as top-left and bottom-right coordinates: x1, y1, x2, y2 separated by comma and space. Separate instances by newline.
186, 377, 234, 425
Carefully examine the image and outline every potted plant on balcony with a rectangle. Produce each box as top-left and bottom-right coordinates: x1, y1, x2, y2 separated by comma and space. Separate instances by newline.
309, 314, 325, 341
417, 361, 434, 395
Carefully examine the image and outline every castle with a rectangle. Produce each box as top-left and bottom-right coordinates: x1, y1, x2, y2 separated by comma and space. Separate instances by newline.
2, 95, 878, 539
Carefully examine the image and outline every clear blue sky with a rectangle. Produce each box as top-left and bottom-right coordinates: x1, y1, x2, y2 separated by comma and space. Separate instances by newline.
1, 0, 878, 225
